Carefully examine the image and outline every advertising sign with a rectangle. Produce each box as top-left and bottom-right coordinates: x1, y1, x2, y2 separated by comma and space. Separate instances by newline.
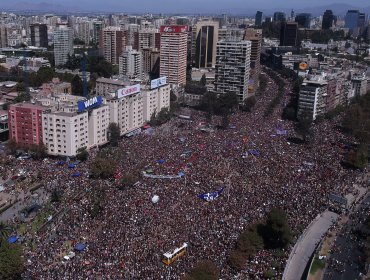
117, 84, 141, 99
77, 96, 103, 112
150, 76, 167, 89
299, 62, 308, 70
160, 25, 188, 33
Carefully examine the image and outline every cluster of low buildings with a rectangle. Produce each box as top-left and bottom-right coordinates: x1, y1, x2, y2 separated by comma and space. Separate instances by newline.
7, 76, 170, 156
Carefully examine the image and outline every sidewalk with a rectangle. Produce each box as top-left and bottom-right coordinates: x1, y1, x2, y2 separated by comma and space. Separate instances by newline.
283, 210, 338, 280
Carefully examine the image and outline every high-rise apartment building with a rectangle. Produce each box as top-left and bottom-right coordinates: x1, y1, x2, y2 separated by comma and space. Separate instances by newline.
160, 25, 188, 86
295, 13, 311, 28
53, 25, 73, 66
273, 12, 286, 22
126, 24, 140, 50
322, 10, 335, 30
351, 74, 367, 97
255, 11, 263, 26
0, 26, 8, 48
30, 23, 48, 48
142, 47, 160, 75
138, 28, 160, 51
280, 22, 298, 47
345, 10, 360, 30
191, 20, 219, 68
298, 77, 328, 120
92, 21, 103, 45
8, 103, 45, 147
77, 21, 90, 45
214, 39, 251, 103
244, 28, 262, 94
218, 27, 245, 41
119, 46, 143, 79
99, 26, 125, 65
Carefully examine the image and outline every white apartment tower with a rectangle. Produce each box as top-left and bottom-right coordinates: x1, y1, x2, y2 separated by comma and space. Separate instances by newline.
119, 46, 143, 80
142, 84, 171, 121
107, 93, 144, 135
53, 25, 74, 66
214, 39, 252, 103
42, 111, 89, 156
298, 77, 328, 120
77, 21, 91, 45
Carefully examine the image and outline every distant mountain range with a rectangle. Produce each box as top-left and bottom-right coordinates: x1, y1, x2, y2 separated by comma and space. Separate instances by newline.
2, 1, 82, 13
1, 1, 370, 16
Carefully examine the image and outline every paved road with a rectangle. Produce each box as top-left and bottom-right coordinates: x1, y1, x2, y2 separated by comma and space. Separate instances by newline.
323, 194, 370, 280
283, 210, 338, 280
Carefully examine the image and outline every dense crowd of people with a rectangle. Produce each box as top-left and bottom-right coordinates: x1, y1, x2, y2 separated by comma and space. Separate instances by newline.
0, 73, 367, 279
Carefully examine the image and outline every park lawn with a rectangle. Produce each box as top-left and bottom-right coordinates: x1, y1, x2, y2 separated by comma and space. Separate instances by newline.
31, 210, 52, 233
310, 257, 326, 275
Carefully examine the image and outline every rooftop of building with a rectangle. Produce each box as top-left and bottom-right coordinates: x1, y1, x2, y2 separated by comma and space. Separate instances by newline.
96, 77, 129, 86
10, 102, 45, 110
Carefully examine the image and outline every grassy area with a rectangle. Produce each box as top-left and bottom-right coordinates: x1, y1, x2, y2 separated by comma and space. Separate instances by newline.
31, 210, 52, 233
18, 223, 27, 235
310, 257, 326, 275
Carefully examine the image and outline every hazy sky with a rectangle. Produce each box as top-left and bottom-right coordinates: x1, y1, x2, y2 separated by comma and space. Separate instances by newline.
3, 0, 370, 13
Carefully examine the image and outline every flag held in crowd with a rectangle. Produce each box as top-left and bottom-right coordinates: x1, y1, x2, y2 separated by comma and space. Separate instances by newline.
198, 187, 225, 202
276, 129, 287, 135
247, 149, 260, 156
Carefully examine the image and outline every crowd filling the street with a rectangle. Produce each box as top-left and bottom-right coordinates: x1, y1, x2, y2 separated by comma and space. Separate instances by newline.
0, 73, 368, 280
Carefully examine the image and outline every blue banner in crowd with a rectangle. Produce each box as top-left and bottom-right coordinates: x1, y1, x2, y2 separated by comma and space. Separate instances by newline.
198, 187, 225, 202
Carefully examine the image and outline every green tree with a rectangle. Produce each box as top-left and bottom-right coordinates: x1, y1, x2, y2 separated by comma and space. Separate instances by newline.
89, 157, 117, 179
242, 96, 257, 112
13, 92, 31, 103
29, 143, 47, 159
90, 200, 103, 218
218, 92, 239, 114
262, 208, 292, 249
0, 242, 24, 280
6, 139, 19, 155
345, 143, 368, 169
65, 54, 82, 70
237, 224, 264, 255
37, 67, 55, 84
184, 260, 219, 280
76, 147, 88, 162
227, 250, 247, 271
73, 38, 85, 45
107, 123, 121, 147
71, 75, 83, 96
88, 55, 113, 78
0, 223, 12, 241
50, 189, 62, 203
296, 110, 313, 142
16, 82, 26, 93
2, 103, 10, 110
200, 74, 207, 87
119, 174, 139, 190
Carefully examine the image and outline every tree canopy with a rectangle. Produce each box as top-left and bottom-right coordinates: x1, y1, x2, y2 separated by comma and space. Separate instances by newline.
0, 237, 24, 280
262, 208, 292, 249
107, 123, 121, 147
89, 157, 117, 179
71, 75, 84, 96
184, 260, 219, 280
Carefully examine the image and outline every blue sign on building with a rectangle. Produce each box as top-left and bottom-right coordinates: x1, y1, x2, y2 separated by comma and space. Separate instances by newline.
77, 96, 103, 112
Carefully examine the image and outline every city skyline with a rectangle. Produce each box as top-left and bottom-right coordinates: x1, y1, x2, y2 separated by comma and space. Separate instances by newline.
1, 0, 370, 14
